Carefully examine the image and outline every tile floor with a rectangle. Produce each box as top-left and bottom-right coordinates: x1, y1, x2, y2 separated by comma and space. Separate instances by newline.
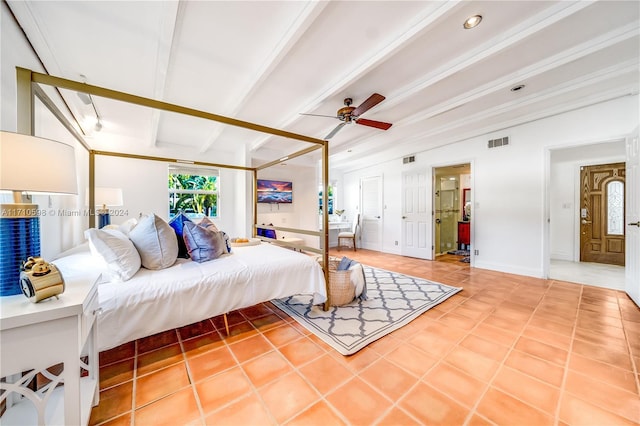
90, 249, 640, 426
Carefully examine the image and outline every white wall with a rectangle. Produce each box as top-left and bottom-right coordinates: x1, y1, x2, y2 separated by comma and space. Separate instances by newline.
94, 154, 255, 238
341, 95, 639, 278
257, 164, 319, 247
1, 2, 89, 259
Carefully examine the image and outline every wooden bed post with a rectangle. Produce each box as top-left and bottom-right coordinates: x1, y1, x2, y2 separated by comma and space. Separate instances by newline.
322, 140, 330, 311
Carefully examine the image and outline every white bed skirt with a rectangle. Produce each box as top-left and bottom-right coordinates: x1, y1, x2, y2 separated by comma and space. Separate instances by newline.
54, 243, 326, 351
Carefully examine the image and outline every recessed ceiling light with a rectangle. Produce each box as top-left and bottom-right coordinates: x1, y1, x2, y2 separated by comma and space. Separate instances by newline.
463, 15, 482, 29
511, 84, 526, 92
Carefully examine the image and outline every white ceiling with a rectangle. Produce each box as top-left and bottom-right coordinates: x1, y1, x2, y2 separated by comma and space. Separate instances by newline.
8, 0, 639, 171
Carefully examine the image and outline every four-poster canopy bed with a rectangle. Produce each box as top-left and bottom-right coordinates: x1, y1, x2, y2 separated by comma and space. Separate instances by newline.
13, 66, 334, 348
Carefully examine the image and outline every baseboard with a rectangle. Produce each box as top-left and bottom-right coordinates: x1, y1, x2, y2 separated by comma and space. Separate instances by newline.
551, 252, 574, 261
473, 260, 543, 279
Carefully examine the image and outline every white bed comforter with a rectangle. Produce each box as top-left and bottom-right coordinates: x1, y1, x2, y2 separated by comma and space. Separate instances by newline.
53, 243, 326, 351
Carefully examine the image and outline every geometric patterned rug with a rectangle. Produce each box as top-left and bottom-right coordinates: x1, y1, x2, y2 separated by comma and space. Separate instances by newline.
272, 265, 462, 355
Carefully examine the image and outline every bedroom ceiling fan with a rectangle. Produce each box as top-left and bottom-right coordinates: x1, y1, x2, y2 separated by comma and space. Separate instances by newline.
301, 93, 393, 139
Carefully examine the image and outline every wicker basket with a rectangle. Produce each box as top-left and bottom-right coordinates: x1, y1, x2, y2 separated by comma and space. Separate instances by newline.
328, 259, 355, 306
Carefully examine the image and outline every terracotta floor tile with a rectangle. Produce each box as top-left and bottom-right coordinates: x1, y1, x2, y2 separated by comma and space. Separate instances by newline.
228, 333, 274, 363
376, 407, 421, 426
298, 353, 354, 395
279, 336, 325, 367
89, 249, 640, 426
133, 387, 201, 426
242, 351, 293, 389
204, 392, 273, 426
99, 357, 134, 390
528, 315, 575, 336
326, 377, 392, 425
239, 302, 275, 320
178, 318, 216, 341
187, 346, 237, 382
287, 401, 347, 426
211, 310, 244, 329
137, 329, 178, 354
571, 339, 633, 370
223, 320, 259, 343
504, 349, 565, 387
96, 412, 131, 426
181, 331, 225, 358
89, 381, 133, 425
481, 313, 528, 334
359, 358, 416, 401
443, 346, 500, 382
471, 322, 518, 347
424, 362, 487, 408
136, 343, 183, 376
559, 392, 639, 426
99, 341, 135, 367
258, 372, 320, 424
135, 362, 190, 408
399, 382, 469, 425
492, 366, 560, 415
368, 332, 403, 356
407, 330, 457, 358
196, 366, 252, 414
569, 352, 638, 393
514, 336, 569, 366
476, 387, 554, 425
564, 370, 640, 422
437, 311, 478, 331
385, 344, 439, 377
331, 346, 381, 374
460, 334, 510, 362
248, 312, 285, 332
262, 324, 305, 347
466, 414, 495, 426
522, 324, 572, 351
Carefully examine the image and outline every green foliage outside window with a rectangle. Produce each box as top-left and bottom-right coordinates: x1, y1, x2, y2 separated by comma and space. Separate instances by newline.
168, 173, 218, 218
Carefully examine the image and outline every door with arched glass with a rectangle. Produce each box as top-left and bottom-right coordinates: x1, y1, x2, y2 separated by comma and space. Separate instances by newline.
580, 162, 626, 266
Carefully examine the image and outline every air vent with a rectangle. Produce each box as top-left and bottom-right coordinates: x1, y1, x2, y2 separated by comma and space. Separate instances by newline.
403, 155, 415, 164
488, 136, 509, 148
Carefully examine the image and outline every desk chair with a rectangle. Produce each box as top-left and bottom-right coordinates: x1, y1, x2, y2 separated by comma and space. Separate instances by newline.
338, 213, 359, 251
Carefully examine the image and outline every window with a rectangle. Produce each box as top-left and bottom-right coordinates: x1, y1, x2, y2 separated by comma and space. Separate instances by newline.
607, 180, 624, 235
319, 184, 334, 215
168, 166, 219, 219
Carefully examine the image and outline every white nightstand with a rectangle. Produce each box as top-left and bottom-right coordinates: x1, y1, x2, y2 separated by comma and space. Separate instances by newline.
0, 270, 101, 425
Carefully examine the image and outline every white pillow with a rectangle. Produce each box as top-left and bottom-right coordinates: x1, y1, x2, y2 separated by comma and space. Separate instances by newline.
129, 214, 178, 270
84, 228, 141, 282
118, 217, 138, 236
349, 262, 366, 299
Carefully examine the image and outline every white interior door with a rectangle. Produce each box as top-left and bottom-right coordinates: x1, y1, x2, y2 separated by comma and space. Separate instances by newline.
360, 176, 382, 251
402, 170, 430, 259
625, 131, 640, 307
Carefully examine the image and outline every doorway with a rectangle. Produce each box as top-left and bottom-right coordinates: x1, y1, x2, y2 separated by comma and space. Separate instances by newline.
579, 162, 625, 266
433, 163, 471, 263
547, 141, 626, 290
360, 175, 383, 251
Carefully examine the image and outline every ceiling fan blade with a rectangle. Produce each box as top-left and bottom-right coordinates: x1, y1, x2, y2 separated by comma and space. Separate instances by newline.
356, 118, 392, 130
352, 93, 385, 117
324, 122, 346, 139
300, 112, 338, 119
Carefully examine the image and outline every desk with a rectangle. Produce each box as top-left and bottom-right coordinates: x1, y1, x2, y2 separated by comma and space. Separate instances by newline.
0, 271, 101, 425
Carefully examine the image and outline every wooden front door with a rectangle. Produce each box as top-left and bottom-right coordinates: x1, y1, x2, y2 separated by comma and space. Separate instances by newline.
580, 162, 625, 266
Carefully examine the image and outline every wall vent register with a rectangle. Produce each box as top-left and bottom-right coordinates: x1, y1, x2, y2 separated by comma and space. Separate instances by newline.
403, 155, 416, 164
488, 136, 510, 148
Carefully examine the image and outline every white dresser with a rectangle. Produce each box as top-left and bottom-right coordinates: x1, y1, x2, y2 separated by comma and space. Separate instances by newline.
0, 271, 101, 425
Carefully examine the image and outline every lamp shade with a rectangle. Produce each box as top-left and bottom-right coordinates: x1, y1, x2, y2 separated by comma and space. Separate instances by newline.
0, 131, 77, 194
